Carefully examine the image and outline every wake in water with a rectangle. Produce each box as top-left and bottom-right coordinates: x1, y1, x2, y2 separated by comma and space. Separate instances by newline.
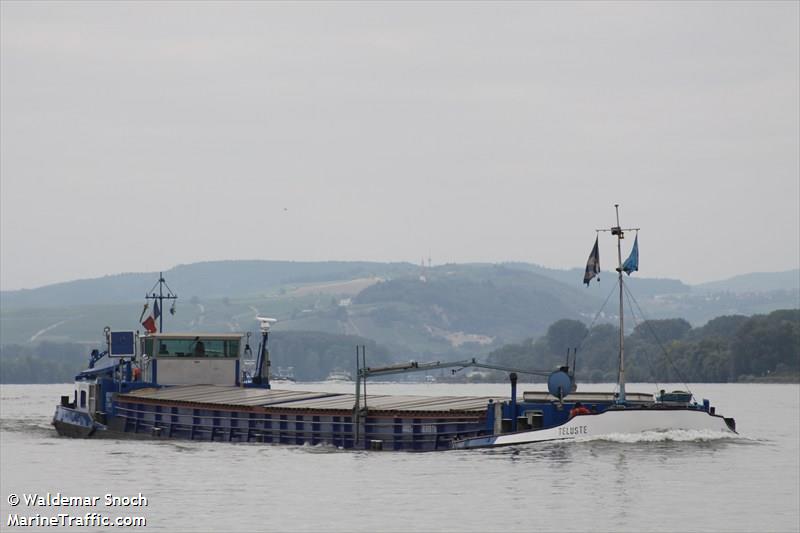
0, 417, 55, 437
476, 429, 758, 458
575, 429, 746, 444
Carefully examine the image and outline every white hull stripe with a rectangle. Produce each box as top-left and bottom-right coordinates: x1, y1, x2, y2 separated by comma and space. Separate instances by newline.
454, 409, 734, 449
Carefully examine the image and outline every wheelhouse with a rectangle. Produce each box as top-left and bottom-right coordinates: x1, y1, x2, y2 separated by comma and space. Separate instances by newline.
141, 333, 245, 386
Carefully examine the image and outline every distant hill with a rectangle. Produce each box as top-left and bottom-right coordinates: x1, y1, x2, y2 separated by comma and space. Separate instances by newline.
0, 263, 601, 355
0, 260, 417, 308
695, 269, 800, 293
2, 260, 798, 358
502, 263, 692, 297
284, 264, 604, 355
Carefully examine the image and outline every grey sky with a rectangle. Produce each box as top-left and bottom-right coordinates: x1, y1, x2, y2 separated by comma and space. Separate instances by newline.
1, 1, 798, 290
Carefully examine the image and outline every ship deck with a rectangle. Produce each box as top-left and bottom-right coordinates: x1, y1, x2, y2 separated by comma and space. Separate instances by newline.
117, 385, 506, 416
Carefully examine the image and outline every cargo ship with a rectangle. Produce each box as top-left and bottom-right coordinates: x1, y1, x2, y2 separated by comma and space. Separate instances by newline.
52, 298, 735, 451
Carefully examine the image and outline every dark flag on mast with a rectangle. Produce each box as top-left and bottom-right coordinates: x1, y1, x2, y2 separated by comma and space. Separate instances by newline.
583, 236, 601, 286
622, 234, 639, 275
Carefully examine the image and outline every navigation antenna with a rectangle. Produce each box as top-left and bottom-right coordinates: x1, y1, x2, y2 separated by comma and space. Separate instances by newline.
253, 317, 277, 388
145, 272, 178, 332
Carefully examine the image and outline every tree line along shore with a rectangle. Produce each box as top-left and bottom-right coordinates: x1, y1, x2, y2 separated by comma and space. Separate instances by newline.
1, 309, 797, 384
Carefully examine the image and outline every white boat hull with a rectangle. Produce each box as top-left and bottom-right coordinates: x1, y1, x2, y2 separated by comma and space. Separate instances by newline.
453, 408, 736, 449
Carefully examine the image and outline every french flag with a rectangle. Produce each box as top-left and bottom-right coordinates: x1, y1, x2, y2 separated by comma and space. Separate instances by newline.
141, 302, 161, 334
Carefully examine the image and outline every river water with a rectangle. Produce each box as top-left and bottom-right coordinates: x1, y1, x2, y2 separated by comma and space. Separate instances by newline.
1, 382, 798, 532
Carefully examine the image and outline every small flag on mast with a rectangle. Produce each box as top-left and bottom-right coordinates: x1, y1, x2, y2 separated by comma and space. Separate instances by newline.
622, 234, 639, 275
583, 236, 601, 286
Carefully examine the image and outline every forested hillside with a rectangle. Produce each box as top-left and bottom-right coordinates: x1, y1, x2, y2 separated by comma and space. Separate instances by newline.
2, 309, 796, 384
487, 309, 800, 383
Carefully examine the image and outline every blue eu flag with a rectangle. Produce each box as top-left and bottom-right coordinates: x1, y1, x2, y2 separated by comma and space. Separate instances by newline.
622, 234, 639, 275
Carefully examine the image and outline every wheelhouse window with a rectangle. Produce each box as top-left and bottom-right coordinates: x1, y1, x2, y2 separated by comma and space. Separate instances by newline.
153, 338, 240, 358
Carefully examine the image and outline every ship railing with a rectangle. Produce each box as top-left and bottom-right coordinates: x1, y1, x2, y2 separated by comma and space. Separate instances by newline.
113, 404, 484, 440
113, 404, 482, 427
114, 415, 478, 444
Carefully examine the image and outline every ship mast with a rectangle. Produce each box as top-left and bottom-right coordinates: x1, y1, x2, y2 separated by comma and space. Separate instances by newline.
597, 205, 638, 404
145, 272, 178, 332
613, 204, 626, 404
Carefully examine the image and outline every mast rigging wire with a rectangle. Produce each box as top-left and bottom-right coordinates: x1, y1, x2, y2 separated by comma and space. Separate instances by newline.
621, 279, 662, 396
622, 280, 695, 399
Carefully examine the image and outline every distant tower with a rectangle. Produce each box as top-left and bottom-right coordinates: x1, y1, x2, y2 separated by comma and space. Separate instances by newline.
419, 256, 427, 283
